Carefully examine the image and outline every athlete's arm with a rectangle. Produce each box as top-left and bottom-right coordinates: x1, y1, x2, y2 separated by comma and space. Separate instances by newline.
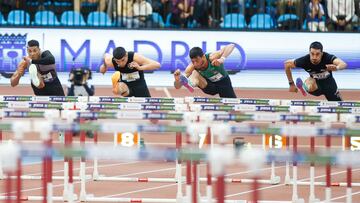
132, 53, 160, 71
10, 60, 27, 87
209, 43, 235, 66
326, 58, 347, 71
99, 53, 114, 74
284, 59, 298, 92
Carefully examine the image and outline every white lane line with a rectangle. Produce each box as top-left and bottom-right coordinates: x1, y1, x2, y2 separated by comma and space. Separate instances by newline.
226, 168, 360, 198
101, 183, 178, 198
331, 190, 360, 201
163, 87, 172, 98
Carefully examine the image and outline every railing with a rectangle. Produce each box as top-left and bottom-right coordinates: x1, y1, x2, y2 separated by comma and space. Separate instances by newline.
0, 0, 359, 32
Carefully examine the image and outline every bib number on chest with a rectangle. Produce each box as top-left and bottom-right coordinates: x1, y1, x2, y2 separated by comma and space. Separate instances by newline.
311, 71, 330, 79
122, 71, 140, 82
208, 72, 224, 82
41, 72, 53, 82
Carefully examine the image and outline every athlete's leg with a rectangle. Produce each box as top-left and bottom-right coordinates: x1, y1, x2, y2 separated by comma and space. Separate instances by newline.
188, 70, 208, 89
41, 78, 65, 96
199, 78, 218, 96
324, 90, 342, 101
29, 64, 45, 89
217, 76, 237, 98
130, 83, 151, 97
304, 77, 318, 92
321, 78, 342, 101
111, 71, 129, 96
112, 82, 130, 96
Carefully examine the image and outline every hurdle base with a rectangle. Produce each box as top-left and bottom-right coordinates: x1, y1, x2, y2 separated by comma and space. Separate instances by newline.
308, 197, 320, 203
62, 193, 78, 202
292, 198, 304, 203
284, 177, 292, 185
270, 175, 281, 185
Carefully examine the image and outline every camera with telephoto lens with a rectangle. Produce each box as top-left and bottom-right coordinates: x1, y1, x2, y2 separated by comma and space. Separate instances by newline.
69, 67, 92, 85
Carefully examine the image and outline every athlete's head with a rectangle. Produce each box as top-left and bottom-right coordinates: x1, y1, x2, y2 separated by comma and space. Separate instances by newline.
113, 47, 128, 67
309, 41, 323, 65
189, 47, 207, 71
27, 40, 41, 60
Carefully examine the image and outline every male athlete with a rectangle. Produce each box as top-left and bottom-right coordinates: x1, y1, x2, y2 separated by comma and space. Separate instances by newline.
284, 41, 347, 101
173, 44, 237, 98
11, 40, 65, 96
100, 47, 160, 97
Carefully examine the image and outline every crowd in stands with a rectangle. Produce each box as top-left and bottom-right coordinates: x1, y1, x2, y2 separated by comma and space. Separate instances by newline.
0, 0, 359, 31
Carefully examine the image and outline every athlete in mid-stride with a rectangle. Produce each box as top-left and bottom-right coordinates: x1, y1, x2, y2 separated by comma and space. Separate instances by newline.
284, 41, 347, 101
173, 44, 237, 98
100, 47, 160, 97
11, 39, 65, 96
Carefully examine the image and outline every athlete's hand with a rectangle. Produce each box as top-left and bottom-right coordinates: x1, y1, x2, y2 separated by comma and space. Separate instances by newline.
174, 69, 181, 82
17, 60, 28, 76
23, 56, 31, 65
99, 64, 107, 74
129, 62, 140, 70
289, 84, 298, 93
211, 57, 225, 67
325, 64, 337, 71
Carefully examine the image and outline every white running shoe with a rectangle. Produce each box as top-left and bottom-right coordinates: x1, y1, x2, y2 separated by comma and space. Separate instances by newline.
29, 64, 40, 87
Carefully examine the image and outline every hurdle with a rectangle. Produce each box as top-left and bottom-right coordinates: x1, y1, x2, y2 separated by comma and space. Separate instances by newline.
0, 120, 69, 202
2, 96, 360, 201
282, 108, 360, 201
59, 110, 198, 202
2, 118, 360, 202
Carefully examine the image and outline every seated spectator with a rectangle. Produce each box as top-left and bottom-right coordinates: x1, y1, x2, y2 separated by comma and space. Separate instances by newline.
193, 0, 210, 28
354, 0, 360, 29
278, 0, 304, 19
327, 0, 355, 31
220, 0, 245, 17
245, 0, 277, 23
170, 0, 195, 28
307, 0, 327, 31
152, 0, 171, 20
133, 0, 153, 28
80, 0, 99, 18
117, 0, 140, 28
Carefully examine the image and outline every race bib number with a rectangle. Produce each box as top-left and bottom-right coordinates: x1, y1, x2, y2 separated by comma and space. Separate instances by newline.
311, 71, 330, 79
41, 72, 53, 82
208, 72, 224, 82
122, 71, 140, 82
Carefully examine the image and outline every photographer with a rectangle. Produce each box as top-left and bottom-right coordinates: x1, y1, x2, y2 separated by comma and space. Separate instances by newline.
67, 67, 95, 96
67, 67, 95, 138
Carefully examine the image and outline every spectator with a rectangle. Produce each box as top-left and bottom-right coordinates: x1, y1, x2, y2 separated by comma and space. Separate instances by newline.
327, 0, 355, 31
152, 0, 171, 20
170, 0, 195, 28
307, 0, 327, 31
278, 0, 304, 19
220, 0, 245, 17
354, 0, 360, 29
193, 0, 210, 28
133, 0, 153, 28
117, 0, 140, 28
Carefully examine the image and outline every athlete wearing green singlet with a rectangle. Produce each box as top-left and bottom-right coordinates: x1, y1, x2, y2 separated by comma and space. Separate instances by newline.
174, 45, 237, 98
198, 53, 229, 82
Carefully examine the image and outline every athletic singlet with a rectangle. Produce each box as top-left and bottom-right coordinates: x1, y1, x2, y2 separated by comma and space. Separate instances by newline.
198, 53, 228, 82
36, 64, 57, 83
34, 51, 57, 83
111, 52, 145, 84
